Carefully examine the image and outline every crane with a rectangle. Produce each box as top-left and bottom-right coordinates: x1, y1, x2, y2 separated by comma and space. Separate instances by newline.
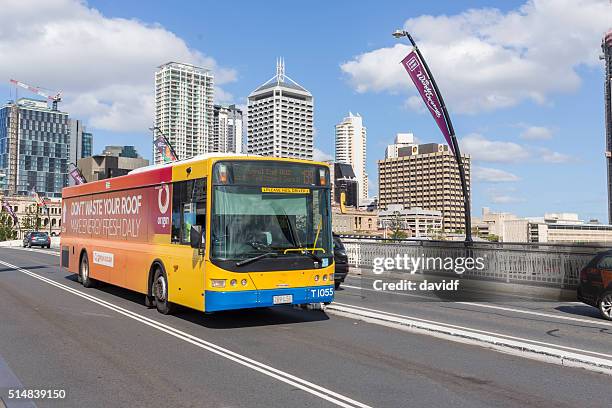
9, 79, 62, 111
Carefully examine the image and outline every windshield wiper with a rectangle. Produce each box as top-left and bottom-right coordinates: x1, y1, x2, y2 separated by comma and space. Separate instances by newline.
236, 252, 277, 267
282, 248, 323, 263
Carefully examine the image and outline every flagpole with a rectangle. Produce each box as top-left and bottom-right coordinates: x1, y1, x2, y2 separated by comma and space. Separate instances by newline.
393, 30, 472, 242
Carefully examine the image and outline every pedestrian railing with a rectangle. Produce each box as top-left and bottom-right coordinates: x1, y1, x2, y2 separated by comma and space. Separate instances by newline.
339, 237, 608, 289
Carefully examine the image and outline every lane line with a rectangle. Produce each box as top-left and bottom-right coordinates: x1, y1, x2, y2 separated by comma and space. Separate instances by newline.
340, 284, 609, 327
329, 302, 612, 362
0, 259, 371, 408
2, 247, 60, 257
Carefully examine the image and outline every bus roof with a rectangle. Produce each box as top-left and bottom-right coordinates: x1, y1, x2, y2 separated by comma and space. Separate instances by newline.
63, 154, 330, 198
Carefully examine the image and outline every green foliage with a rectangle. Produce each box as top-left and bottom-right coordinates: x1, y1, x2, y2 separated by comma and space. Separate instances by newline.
0, 212, 17, 241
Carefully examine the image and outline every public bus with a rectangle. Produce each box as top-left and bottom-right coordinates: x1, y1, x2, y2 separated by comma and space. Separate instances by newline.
60, 154, 335, 314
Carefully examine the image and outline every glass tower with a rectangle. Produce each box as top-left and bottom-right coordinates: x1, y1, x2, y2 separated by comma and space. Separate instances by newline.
0, 98, 70, 198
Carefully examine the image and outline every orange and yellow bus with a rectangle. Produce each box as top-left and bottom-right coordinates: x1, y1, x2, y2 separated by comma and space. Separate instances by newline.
61, 154, 335, 314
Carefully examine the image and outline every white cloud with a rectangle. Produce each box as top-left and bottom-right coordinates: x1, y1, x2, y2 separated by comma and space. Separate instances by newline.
520, 126, 553, 140
0, 0, 237, 132
313, 148, 333, 162
340, 0, 610, 114
474, 166, 520, 182
540, 148, 572, 163
460, 134, 530, 163
490, 195, 525, 204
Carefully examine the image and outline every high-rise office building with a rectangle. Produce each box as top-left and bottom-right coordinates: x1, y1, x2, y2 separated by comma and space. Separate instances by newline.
0, 98, 70, 198
602, 30, 612, 222
247, 59, 313, 160
154, 61, 215, 164
378, 142, 471, 233
333, 162, 359, 208
212, 104, 243, 153
335, 112, 367, 206
68, 119, 92, 162
385, 133, 415, 159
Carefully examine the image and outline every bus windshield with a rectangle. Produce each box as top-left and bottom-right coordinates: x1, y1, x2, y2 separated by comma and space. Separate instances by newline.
211, 185, 332, 262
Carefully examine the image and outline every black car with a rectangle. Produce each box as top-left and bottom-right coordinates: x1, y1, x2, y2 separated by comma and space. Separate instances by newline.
577, 250, 612, 320
23, 231, 51, 249
333, 235, 349, 289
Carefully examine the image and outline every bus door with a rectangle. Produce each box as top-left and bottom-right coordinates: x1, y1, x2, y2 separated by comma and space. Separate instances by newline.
169, 178, 207, 310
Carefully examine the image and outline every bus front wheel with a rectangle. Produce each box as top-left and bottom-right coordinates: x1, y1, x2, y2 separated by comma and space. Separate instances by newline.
80, 252, 97, 288
153, 268, 174, 315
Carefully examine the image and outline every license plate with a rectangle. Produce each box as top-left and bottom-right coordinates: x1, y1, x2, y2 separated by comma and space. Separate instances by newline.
273, 294, 293, 304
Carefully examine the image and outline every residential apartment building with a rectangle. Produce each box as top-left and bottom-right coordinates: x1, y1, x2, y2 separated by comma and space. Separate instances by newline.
378, 142, 471, 233
0, 98, 70, 198
335, 112, 367, 205
378, 204, 443, 239
247, 59, 313, 160
212, 104, 243, 153
154, 62, 214, 164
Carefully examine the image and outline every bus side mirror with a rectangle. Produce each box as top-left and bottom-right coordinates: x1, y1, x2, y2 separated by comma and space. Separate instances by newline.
189, 225, 203, 250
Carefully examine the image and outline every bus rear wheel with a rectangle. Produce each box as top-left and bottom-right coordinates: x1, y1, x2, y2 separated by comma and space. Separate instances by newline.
80, 252, 97, 288
153, 268, 174, 315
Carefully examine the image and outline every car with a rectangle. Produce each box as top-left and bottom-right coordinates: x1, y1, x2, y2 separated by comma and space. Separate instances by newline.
23, 231, 51, 249
577, 250, 612, 320
333, 235, 349, 290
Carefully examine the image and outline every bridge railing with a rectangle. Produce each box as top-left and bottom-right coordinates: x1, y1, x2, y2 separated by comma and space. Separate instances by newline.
339, 237, 608, 289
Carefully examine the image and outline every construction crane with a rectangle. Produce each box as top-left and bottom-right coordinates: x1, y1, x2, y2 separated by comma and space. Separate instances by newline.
9, 79, 62, 111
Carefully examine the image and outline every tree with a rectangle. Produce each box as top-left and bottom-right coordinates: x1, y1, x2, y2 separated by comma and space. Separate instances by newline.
389, 212, 408, 240
0, 212, 17, 241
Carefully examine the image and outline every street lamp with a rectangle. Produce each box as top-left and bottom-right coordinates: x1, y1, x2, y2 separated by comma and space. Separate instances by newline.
392, 29, 472, 243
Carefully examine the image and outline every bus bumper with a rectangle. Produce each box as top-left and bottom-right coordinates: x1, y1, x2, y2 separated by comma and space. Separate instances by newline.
204, 285, 335, 312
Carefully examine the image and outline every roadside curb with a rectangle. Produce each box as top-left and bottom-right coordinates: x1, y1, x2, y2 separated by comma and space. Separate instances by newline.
326, 304, 612, 376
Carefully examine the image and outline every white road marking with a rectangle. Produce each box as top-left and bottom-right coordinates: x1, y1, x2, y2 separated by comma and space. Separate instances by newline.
0, 259, 371, 408
329, 302, 612, 365
341, 283, 608, 326
4, 247, 60, 256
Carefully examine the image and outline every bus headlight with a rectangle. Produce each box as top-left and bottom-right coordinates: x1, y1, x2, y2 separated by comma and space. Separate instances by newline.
211, 279, 226, 288
322, 274, 328, 281
241, 279, 248, 286
230, 279, 237, 287
314, 275, 319, 282
329, 273, 335, 281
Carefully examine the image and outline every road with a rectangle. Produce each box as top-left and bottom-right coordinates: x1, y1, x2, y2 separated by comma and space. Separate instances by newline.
0, 248, 610, 408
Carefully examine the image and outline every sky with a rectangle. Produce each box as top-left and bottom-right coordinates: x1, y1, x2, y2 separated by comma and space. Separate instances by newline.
0, 0, 611, 221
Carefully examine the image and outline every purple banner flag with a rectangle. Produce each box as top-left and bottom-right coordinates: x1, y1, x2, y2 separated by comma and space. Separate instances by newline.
2, 200, 18, 226
69, 166, 86, 185
401, 50, 454, 153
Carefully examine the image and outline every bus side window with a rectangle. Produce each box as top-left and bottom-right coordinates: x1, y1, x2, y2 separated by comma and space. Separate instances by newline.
171, 178, 207, 245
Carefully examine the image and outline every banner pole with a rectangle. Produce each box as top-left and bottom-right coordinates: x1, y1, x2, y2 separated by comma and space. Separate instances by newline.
402, 32, 472, 242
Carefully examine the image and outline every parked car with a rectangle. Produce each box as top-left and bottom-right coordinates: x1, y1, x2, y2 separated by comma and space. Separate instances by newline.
23, 231, 51, 249
333, 235, 348, 289
577, 250, 612, 320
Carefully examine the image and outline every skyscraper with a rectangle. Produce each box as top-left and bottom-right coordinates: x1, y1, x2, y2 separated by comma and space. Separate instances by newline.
335, 112, 367, 206
247, 59, 313, 160
602, 30, 612, 222
378, 142, 471, 233
0, 98, 70, 198
154, 62, 214, 164
212, 104, 243, 153
68, 119, 93, 163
